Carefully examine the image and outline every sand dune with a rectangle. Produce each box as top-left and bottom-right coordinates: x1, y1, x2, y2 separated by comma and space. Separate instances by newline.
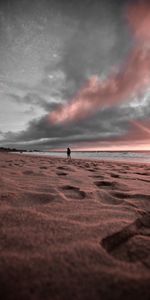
0, 152, 150, 300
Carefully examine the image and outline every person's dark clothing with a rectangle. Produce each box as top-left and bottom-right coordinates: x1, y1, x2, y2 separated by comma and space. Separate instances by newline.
67, 148, 71, 158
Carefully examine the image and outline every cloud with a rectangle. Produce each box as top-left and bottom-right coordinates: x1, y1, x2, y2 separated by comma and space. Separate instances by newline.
127, 0, 150, 41
2, 94, 150, 149
72, 119, 150, 151
58, 0, 131, 100
7, 91, 62, 112
49, 0, 150, 125
49, 46, 150, 124
1, 0, 149, 150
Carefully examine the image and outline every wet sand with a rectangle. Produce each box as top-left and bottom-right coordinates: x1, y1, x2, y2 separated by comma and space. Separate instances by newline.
0, 152, 150, 300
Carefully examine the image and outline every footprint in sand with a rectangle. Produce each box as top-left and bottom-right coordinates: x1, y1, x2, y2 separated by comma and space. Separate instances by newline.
56, 172, 67, 176
94, 180, 128, 191
57, 166, 75, 172
110, 173, 120, 178
22, 170, 46, 176
23, 170, 34, 175
39, 166, 48, 169
89, 175, 104, 179
101, 212, 150, 266
95, 180, 130, 206
61, 185, 86, 200
86, 168, 96, 173
136, 172, 149, 176
94, 180, 114, 189
111, 191, 150, 211
57, 166, 66, 169
97, 190, 124, 206
112, 191, 150, 201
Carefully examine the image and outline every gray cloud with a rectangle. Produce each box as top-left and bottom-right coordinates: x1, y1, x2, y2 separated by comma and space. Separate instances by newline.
57, 0, 132, 100
0, 0, 149, 150
8, 92, 62, 112
2, 93, 150, 149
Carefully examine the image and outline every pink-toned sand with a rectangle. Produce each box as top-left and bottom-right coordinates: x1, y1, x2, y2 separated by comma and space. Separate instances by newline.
0, 152, 150, 300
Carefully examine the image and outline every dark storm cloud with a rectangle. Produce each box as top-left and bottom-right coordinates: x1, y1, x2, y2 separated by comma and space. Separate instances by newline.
3, 94, 150, 149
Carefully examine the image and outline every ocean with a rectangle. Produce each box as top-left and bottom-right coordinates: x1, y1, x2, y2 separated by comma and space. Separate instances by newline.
23, 151, 150, 164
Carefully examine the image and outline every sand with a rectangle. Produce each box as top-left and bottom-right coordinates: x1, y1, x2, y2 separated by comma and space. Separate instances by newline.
0, 152, 150, 300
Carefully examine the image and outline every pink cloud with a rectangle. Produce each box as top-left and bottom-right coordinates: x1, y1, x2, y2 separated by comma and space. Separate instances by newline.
71, 120, 150, 151
127, 0, 150, 41
49, 0, 150, 125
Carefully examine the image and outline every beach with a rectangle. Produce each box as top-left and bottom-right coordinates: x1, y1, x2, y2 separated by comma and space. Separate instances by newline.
0, 152, 150, 300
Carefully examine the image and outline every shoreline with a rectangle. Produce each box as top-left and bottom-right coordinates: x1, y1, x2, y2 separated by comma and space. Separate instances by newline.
11, 151, 150, 165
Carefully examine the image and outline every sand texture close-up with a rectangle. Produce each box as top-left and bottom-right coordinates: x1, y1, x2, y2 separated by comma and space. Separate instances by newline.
0, 152, 150, 300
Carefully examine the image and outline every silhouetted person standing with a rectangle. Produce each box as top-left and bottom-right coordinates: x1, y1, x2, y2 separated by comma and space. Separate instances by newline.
67, 147, 71, 159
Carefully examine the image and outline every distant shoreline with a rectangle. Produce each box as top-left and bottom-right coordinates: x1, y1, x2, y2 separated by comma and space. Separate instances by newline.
10, 150, 150, 165
0, 147, 149, 153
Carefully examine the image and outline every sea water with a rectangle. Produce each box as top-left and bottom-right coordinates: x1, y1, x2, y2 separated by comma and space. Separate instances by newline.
24, 151, 150, 164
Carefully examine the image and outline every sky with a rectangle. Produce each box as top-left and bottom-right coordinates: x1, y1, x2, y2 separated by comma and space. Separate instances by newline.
0, 0, 150, 151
